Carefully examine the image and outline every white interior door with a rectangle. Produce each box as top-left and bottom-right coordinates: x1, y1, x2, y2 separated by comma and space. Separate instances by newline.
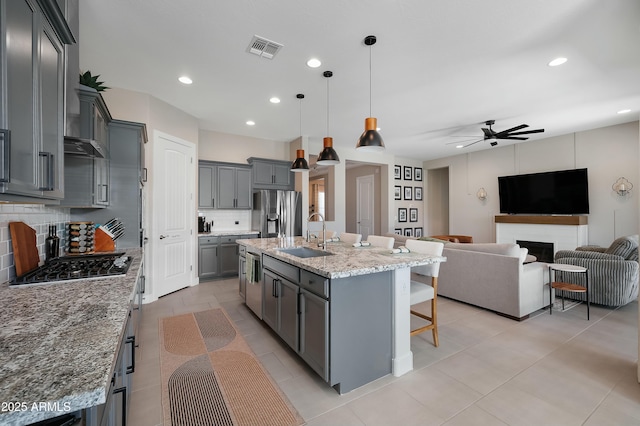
356, 175, 374, 240
152, 132, 196, 298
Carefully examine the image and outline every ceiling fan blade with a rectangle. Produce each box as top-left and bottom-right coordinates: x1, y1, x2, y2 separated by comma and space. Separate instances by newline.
463, 139, 485, 148
497, 124, 528, 134
445, 138, 476, 145
505, 128, 545, 136
500, 136, 529, 140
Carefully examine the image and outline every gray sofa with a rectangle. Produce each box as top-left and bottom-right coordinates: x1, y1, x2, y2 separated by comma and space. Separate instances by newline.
554, 235, 639, 307
436, 243, 548, 319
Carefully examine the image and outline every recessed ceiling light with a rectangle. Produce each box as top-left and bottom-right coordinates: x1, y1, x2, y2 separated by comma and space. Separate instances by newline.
178, 76, 193, 84
617, 109, 631, 114
270, 97, 281, 104
246, 120, 255, 126
456, 145, 464, 149
548, 57, 567, 67
307, 58, 321, 68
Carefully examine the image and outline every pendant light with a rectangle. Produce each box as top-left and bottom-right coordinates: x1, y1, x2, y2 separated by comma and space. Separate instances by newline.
356, 35, 385, 151
317, 70, 340, 165
291, 93, 309, 172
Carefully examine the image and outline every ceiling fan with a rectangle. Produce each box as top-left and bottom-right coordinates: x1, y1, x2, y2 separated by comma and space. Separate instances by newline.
449, 120, 545, 148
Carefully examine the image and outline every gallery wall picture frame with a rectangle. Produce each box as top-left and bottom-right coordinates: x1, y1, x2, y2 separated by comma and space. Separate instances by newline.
404, 228, 413, 237
394, 165, 401, 180
409, 207, 418, 222
394, 186, 402, 200
414, 227, 423, 238
414, 167, 423, 181
394, 228, 402, 235
404, 186, 412, 200
404, 166, 412, 180
414, 186, 423, 201
398, 208, 407, 222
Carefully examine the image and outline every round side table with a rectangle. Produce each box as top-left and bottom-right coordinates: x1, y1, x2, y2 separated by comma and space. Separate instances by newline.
548, 263, 589, 320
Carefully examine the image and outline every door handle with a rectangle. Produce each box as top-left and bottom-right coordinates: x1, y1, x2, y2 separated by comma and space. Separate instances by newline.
0, 129, 10, 183
38, 152, 54, 191
159, 234, 168, 239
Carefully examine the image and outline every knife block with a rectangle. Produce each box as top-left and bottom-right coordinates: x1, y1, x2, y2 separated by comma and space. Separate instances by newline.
95, 227, 116, 252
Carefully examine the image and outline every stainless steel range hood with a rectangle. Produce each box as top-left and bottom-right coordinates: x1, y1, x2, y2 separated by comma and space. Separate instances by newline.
64, 136, 106, 158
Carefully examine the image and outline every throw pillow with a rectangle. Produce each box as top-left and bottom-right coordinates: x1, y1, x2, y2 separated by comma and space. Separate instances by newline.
418, 236, 450, 244
605, 236, 639, 260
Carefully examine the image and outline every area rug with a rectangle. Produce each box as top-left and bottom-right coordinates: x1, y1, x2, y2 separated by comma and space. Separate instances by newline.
159, 308, 304, 426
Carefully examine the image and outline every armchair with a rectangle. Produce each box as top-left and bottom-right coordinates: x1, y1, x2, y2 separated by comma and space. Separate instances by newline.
554, 235, 639, 307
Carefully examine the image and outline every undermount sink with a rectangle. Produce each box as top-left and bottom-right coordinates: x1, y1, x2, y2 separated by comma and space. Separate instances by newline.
276, 247, 334, 258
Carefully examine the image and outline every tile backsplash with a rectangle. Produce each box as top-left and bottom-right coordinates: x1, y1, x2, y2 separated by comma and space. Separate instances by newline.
198, 209, 251, 232
0, 204, 70, 284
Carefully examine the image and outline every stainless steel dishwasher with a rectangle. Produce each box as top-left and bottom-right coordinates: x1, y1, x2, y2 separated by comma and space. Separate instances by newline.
245, 251, 263, 319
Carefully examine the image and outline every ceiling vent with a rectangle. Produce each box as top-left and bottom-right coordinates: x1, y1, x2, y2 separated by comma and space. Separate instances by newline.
247, 35, 283, 59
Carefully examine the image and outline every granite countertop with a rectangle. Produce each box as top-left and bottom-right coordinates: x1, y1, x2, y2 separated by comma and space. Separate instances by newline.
0, 248, 143, 426
237, 237, 446, 279
198, 230, 259, 237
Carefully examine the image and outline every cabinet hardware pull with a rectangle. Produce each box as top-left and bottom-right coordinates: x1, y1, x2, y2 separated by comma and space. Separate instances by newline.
113, 386, 127, 426
38, 152, 54, 191
0, 129, 10, 183
126, 335, 135, 374
142, 167, 148, 182
212, 198, 215, 208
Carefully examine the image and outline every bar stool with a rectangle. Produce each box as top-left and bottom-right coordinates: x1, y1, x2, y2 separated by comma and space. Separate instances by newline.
548, 263, 589, 320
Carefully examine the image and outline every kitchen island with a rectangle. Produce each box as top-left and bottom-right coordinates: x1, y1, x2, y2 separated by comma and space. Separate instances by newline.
237, 236, 445, 394
0, 249, 143, 426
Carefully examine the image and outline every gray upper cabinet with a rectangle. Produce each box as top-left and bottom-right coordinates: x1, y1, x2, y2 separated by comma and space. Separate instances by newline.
198, 163, 216, 208
217, 165, 252, 209
0, 0, 70, 202
247, 157, 293, 190
61, 85, 112, 207
198, 161, 251, 210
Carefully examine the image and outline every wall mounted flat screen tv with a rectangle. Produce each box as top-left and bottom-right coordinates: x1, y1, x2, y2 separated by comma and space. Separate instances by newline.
498, 168, 589, 215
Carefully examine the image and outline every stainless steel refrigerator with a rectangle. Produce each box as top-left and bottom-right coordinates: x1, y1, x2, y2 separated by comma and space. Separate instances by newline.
252, 190, 302, 238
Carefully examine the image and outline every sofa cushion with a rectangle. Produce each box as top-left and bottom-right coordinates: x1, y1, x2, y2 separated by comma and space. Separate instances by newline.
605, 236, 639, 260
445, 243, 522, 258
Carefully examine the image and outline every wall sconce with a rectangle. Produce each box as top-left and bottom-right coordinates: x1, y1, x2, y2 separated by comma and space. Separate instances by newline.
613, 177, 633, 196
476, 187, 487, 201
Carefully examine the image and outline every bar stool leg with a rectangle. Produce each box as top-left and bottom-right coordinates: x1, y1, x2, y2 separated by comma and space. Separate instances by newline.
549, 267, 553, 315
586, 273, 589, 321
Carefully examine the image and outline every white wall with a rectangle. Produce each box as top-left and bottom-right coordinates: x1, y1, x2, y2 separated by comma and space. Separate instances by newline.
199, 129, 291, 163
102, 88, 200, 301
423, 121, 640, 246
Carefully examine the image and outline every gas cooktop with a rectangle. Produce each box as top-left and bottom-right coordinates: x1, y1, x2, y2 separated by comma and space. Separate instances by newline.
10, 252, 132, 287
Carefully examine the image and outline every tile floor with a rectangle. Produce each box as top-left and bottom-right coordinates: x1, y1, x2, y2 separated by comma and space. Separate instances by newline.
129, 278, 640, 426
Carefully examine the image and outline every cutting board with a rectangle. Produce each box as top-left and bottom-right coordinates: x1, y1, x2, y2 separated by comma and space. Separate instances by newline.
9, 222, 40, 276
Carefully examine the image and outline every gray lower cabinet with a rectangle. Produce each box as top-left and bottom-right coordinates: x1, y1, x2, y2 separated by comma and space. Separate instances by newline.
219, 236, 239, 275
262, 267, 299, 352
256, 254, 392, 394
299, 288, 329, 381
199, 234, 254, 280
86, 304, 136, 426
0, 0, 69, 202
198, 236, 219, 279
